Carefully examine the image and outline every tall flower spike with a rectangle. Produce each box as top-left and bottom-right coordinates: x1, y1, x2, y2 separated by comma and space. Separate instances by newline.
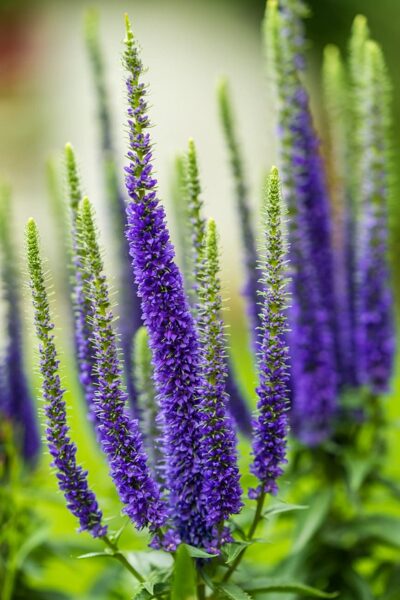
323, 46, 358, 388
348, 16, 370, 218
26, 218, 106, 537
183, 138, 252, 434
265, 0, 337, 444
85, 10, 142, 411
250, 167, 289, 498
170, 154, 191, 282
275, 0, 340, 378
65, 144, 97, 423
133, 326, 163, 481
197, 219, 242, 543
78, 197, 166, 532
0, 184, 40, 463
217, 79, 262, 346
356, 41, 395, 393
123, 15, 209, 546
184, 138, 206, 300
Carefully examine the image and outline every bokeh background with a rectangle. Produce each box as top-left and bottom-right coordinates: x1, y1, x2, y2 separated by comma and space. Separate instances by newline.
1, 0, 399, 597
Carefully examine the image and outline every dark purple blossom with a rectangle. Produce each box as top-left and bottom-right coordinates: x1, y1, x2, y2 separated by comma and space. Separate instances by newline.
196, 219, 242, 540
123, 17, 209, 547
65, 144, 98, 424
356, 41, 395, 393
183, 138, 252, 435
322, 46, 359, 389
250, 167, 289, 498
266, 0, 338, 444
26, 218, 106, 537
78, 197, 166, 532
0, 184, 40, 463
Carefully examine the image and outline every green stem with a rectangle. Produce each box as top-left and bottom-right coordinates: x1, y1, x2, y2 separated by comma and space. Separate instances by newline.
221, 491, 266, 583
197, 581, 206, 600
102, 535, 144, 583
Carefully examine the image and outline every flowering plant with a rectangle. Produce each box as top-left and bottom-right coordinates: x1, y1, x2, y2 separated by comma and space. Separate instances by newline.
1, 1, 399, 598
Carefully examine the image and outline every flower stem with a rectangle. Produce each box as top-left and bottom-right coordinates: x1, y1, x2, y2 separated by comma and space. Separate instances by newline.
102, 535, 144, 583
221, 491, 266, 583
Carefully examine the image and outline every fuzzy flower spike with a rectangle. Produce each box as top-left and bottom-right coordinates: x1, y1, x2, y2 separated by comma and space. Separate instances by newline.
65, 144, 98, 423
250, 167, 290, 499
217, 79, 262, 347
0, 184, 40, 463
265, 0, 337, 444
196, 219, 242, 547
77, 197, 166, 532
26, 218, 106, 537
183, 138, 252, 434
123, 15, 210, 547
356, 41, 395, 393
85, 11, 142, 410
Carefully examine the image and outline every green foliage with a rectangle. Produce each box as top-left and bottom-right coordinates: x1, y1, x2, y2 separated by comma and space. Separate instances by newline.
171, 545, 197, 600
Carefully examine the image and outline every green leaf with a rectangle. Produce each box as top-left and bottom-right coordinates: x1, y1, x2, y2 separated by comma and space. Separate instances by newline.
109, 518, 130, 544
292, 489, 331, 554
243, 579, 338, 597
183, 543, 217, 558
352, 515, 400, 549
343, 452, 374, 493
263, 502, 308, 518
222, 541, 253, 565
132, 590, 152, 600
171, 544, 197, 600
77, 551, 112, 560
218, 582, 252, 599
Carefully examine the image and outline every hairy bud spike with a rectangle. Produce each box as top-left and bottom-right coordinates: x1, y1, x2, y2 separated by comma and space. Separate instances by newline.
84, 11, 142, 411
133, 326, 163, 480
0, 185, 40, 463
355, 40, 395, 393
26, 218, 106, 537
78, 197, 167, 532
250, 167, 290, 498
217, 79, 261, 349
196, 218, 242, 549
265, 0, 338, 443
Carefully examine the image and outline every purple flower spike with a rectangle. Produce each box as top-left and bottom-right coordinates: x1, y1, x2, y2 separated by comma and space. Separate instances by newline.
65, 144, 98, 424
182, 138, 252, 435
26, 218, 106, 538
265, 0, 338, 444
123, 16, 209, 546
78, 198, 167, 532
197, 219, 242, 544
356, 41, 395, 394
250, 167, 290, 499
0, 184, 40, 463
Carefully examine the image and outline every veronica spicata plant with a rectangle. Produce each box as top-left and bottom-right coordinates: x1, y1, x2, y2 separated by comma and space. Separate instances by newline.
24, 11, 343, 594
20, 1, 399, 598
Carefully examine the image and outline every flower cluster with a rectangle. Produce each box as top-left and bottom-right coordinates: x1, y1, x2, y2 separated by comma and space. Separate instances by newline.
85, 10, 142, 410
266, 0, 338, 444
355, 41, 395, 393
180, 138, 252, 433
21, 4, 395, 581
218, 79, 262, 349
250, 167, 290, 498
123, 17, 210, 547
26, 219, 106, 537
0, 184, 40, 463
196, 219, 243, 538
78, 197, 166, 531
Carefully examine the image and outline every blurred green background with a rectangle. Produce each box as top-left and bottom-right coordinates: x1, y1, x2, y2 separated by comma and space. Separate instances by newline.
1, 0, 399, 598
